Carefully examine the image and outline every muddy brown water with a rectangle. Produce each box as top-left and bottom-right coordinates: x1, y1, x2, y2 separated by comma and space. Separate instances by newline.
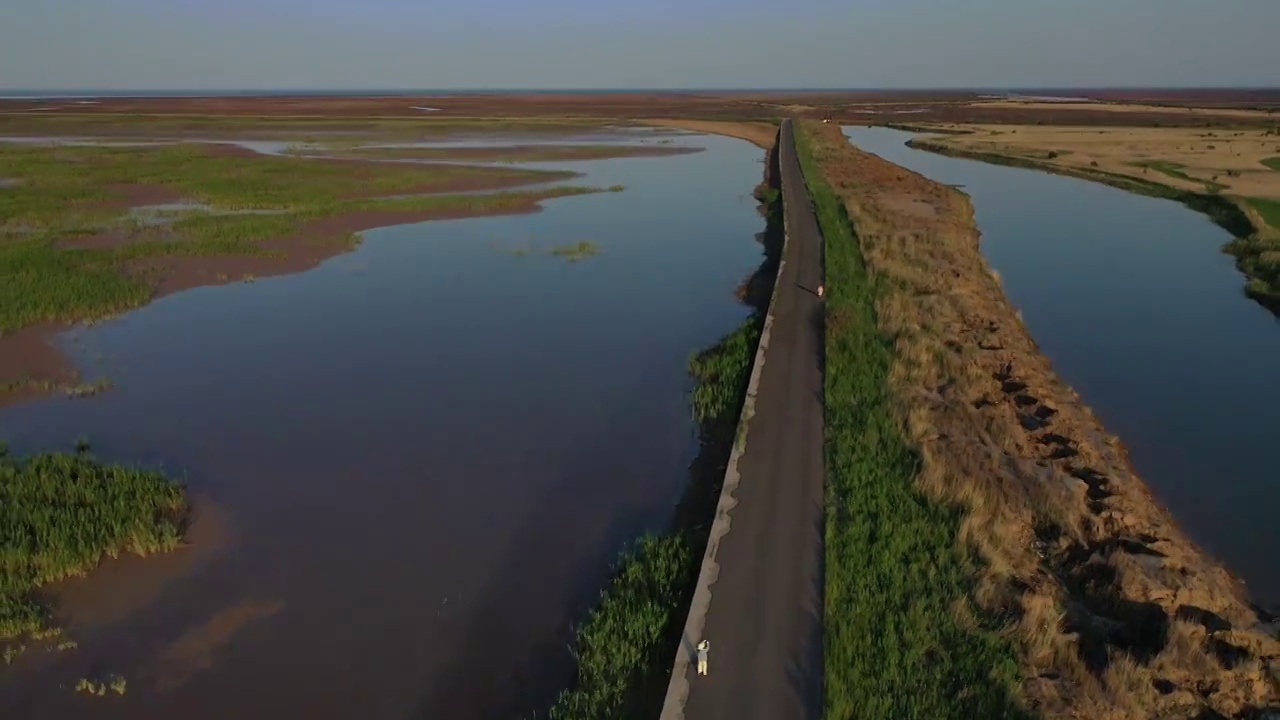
844, 125, 1280, 608
0, 133, 767, 718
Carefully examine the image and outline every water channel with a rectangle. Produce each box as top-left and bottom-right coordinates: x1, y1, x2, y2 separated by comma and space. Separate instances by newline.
843, 126, 1280, 607
0, 131, 768, 718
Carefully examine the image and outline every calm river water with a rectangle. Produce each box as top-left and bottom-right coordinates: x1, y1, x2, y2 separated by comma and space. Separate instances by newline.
843, 126, 1280, 607
0, 131, 767, 718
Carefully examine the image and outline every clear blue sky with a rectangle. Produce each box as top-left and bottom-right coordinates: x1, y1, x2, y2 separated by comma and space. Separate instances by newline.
3, 0, 1278, 90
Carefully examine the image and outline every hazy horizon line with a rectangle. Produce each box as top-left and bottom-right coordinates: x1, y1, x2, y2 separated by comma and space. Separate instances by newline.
2, 84, 1278, 98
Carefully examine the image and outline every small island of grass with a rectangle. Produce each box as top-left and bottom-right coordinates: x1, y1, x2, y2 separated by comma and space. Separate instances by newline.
0, 445, 188, 659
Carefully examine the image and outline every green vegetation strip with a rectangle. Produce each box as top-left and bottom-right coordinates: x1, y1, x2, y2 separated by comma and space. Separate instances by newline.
546, 534, 694, 720
795, 127, 1026, 719
1226, 198, 1280, 309
0, 143, 599, 334
1248, 197, 1280, 229
0, 445, 187, 648
1261, 157, 1280, 171
547, 317, 761, 720
1130, 160, 1227, 193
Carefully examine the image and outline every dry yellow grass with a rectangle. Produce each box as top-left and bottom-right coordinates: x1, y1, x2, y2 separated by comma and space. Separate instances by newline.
969, 100, 1280, 121
924, 124, 1280, 204
637, 118, 779, 149
801, 120, 1280, 719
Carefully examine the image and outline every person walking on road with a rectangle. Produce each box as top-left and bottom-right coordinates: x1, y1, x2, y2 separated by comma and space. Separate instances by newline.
696, 640, 710, 676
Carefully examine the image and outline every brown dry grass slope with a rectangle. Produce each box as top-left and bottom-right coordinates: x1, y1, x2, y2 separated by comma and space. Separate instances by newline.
801, 120, 1280, 719
920, 125, 1280, 200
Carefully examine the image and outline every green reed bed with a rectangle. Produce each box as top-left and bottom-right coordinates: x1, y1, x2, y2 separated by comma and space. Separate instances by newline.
0, 445, 187, 651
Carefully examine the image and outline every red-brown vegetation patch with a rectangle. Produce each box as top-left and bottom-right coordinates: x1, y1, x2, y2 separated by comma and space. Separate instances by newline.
0, 324, 79, 407
324, 143, 701, 163
639, 119, 778, 149
98, 183, 187, 210
130, 200, 560, 297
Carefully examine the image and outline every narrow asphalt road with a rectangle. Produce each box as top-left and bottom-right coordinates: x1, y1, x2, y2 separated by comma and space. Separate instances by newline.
678, 118, 826, 720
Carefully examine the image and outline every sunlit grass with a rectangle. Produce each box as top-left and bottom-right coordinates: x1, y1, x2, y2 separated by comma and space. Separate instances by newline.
0, 445, 187, 650
688, 320, 760, 424
74, 673, 127, 696
1130, 159, 1226, 193
796, 125, 1027, 720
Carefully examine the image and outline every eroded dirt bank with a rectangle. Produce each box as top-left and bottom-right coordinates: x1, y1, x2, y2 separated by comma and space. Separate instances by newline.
803, 121, 1279, 719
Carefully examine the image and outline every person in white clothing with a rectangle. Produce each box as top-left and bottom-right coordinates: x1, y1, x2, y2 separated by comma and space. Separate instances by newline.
696, 640, 710, 676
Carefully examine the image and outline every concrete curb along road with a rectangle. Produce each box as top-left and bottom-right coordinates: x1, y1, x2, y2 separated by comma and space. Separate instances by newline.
659, 119, 825, 720
658, 124, 789, 720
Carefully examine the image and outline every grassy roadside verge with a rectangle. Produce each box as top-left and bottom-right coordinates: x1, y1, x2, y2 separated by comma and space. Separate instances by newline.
0, 445, 187, 661
805, 121, 1280, 718
542, 164, 782, 720
905, 137, 1280, 313
795, 125, 1028, 719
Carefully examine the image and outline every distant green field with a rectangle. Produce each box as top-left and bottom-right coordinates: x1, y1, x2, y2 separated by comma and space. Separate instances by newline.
0, 143, 596, 335
1260, 157, 1280, 171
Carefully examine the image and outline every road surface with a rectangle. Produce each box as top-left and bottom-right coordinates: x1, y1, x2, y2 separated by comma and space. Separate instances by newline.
668, 118, 826, 719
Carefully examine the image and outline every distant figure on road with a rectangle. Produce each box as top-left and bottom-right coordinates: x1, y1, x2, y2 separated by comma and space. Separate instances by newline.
696, 640, 710, 676
817, 284, 825, 298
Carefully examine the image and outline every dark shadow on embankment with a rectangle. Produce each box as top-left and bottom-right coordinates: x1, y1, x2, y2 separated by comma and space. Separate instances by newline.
504, 132, 783, 720
782, 507, 825, 720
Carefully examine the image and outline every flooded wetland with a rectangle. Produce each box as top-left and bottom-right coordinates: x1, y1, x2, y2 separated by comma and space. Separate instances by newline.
0, 123, 771, 718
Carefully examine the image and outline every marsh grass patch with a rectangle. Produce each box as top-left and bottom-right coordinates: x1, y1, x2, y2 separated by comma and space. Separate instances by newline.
0, 444, 187, 658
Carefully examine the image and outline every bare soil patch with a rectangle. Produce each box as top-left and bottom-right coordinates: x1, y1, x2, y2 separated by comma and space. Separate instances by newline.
310, 143, 701, 163
803, 120, 1280, 719
97, 183, 187, 210
0, 325, 79, 406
